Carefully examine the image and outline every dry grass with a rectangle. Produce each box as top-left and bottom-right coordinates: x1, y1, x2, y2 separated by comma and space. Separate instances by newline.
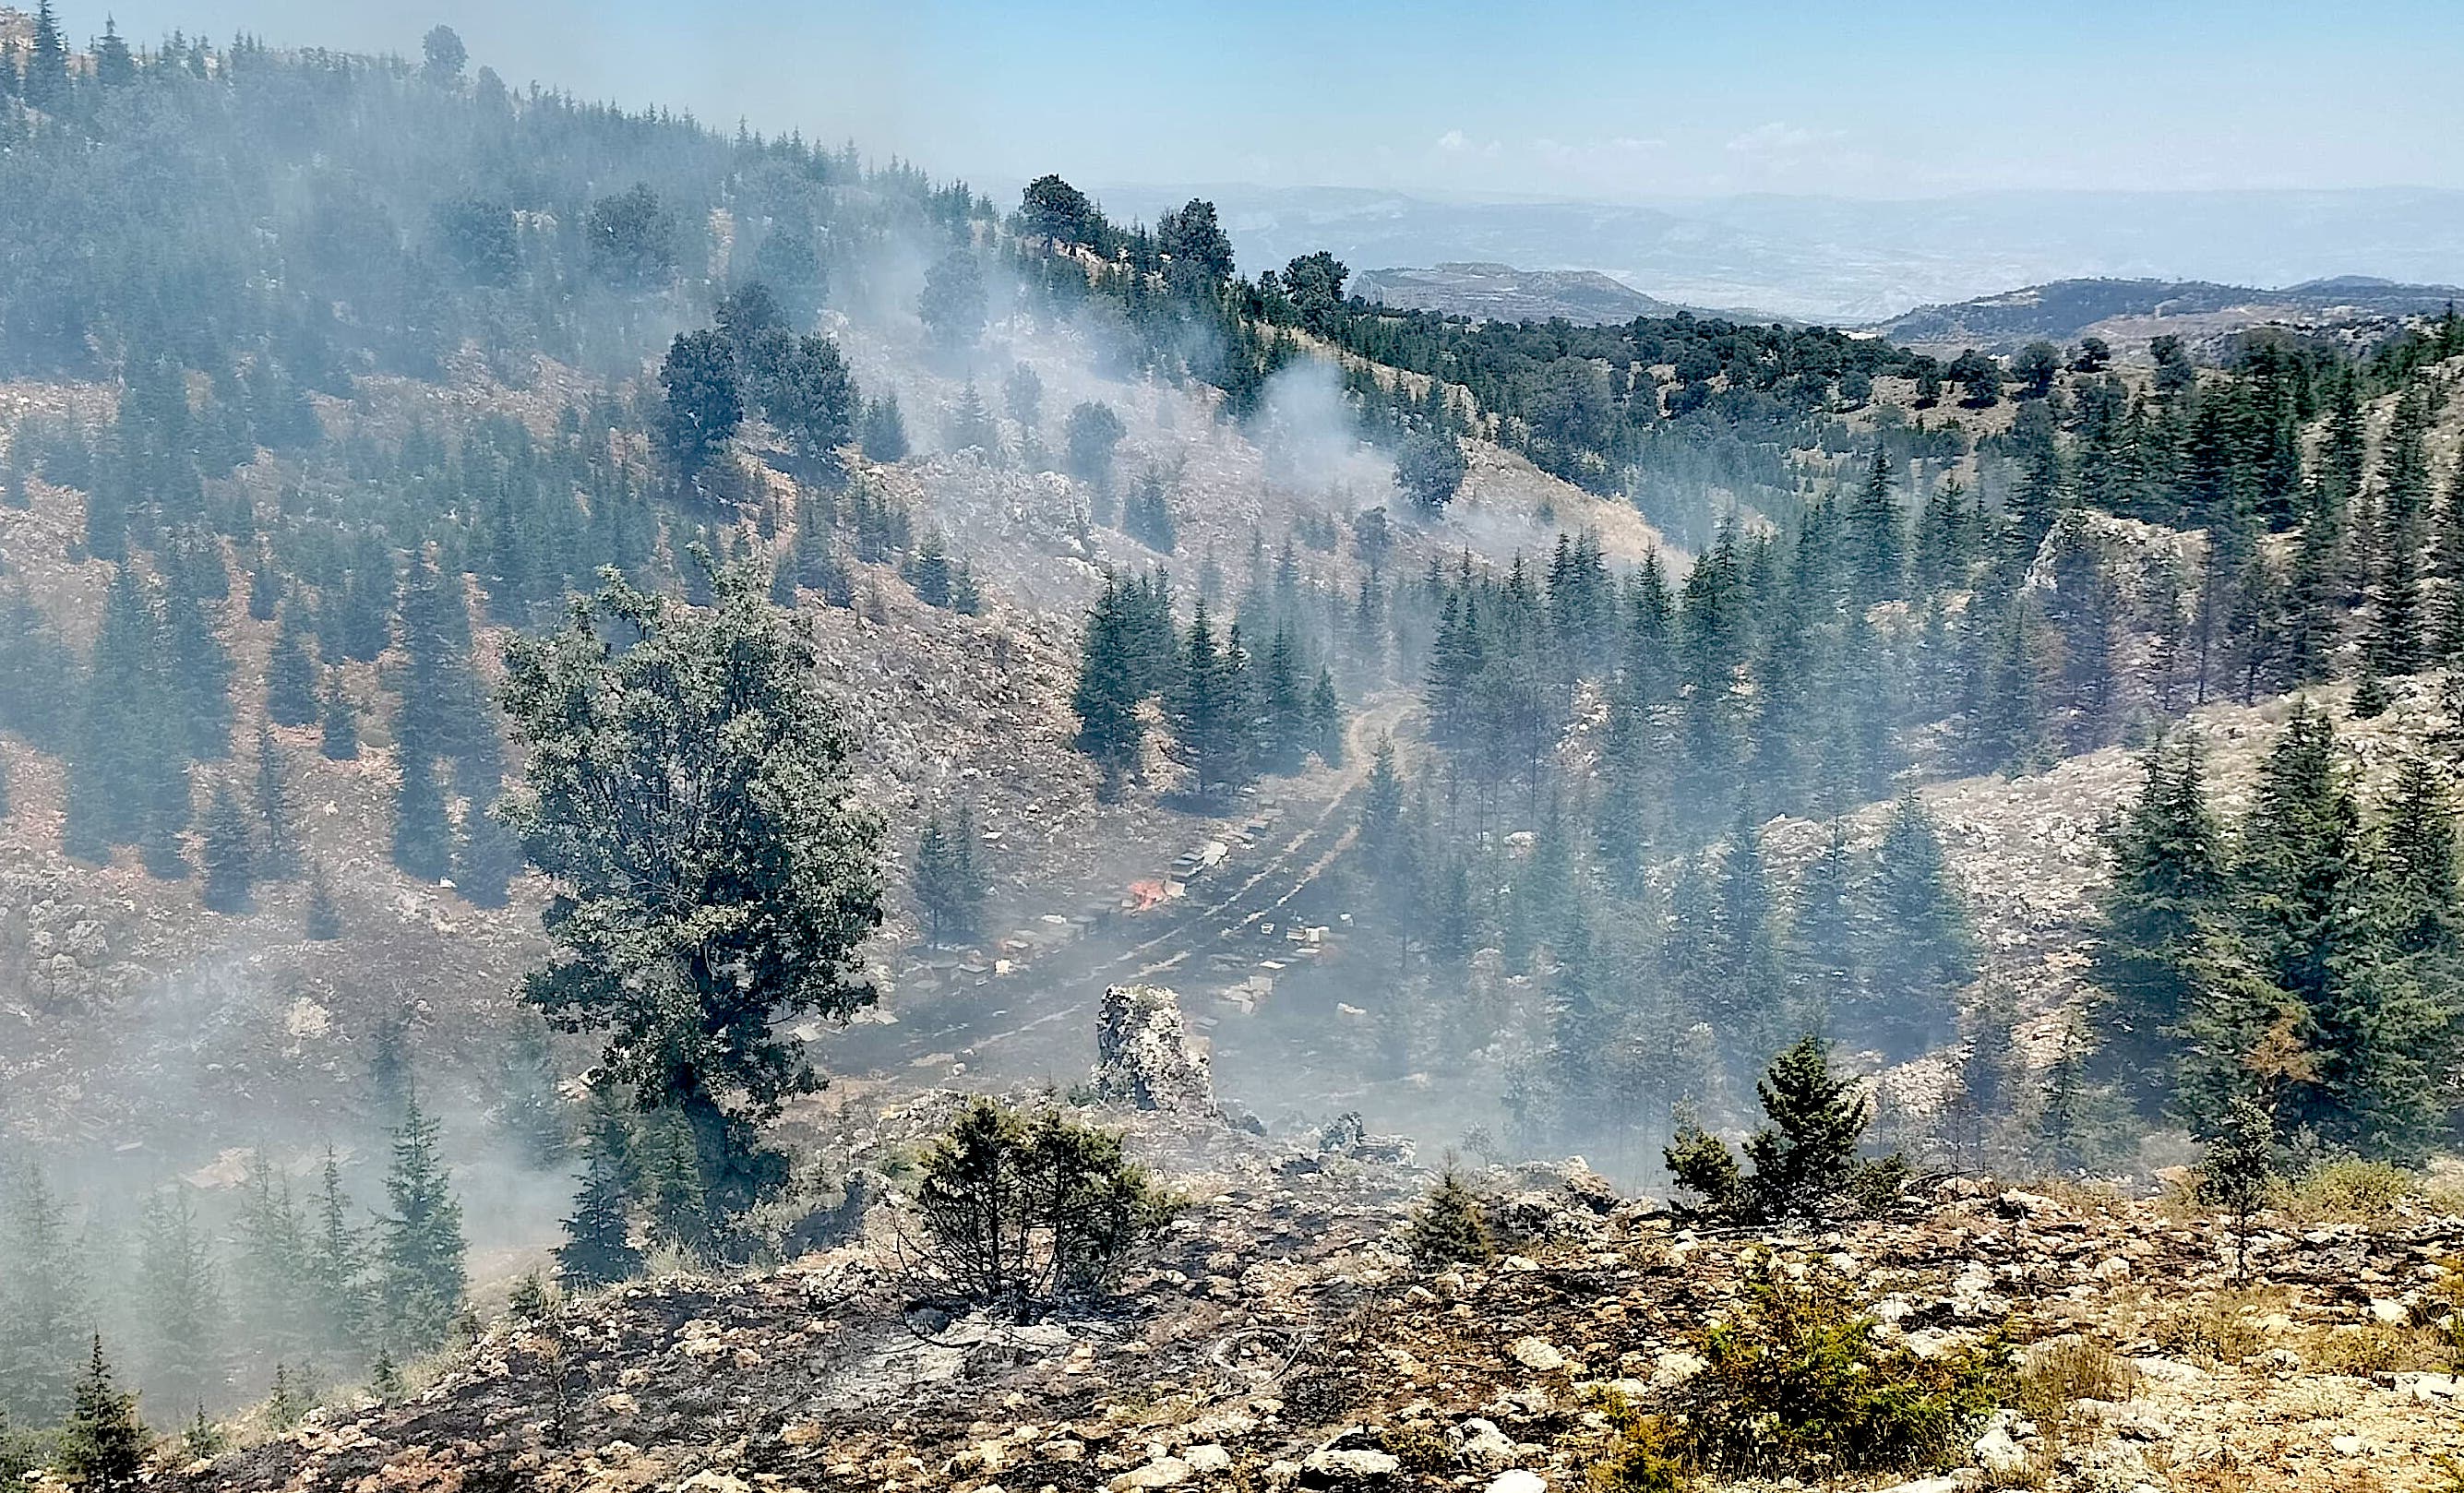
2303, 1320, 2433, 1376
2016, 1333, 2137, 1421
2285, 1158, 2427, 1225
2149, 1286, 2285, 1366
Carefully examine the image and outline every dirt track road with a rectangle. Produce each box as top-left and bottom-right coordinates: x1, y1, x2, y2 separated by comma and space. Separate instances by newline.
834, 692, 1417, 1089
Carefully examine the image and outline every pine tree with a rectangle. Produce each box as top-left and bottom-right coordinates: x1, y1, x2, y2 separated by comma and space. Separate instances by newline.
1963, 593, 2045, 773
1790, 819, 1861, 1027
1166, 603, 1253, 805
199, 781, 257, 914
2374, 756, 2458, 956
1741, 1033, 1873, 1223
265, 1362, 308, 1429
266, 609, 319, 726
902, 531, 953, 606
233, 1153, 316, 1370
181, 1405, 223, 1461
0, 1165, 88, 1423
1070, 573, 1150, 799
2200, 1096, 2278, 1278
2236, 705, 2362, 1019
1358, 737, 1406, 898
1405, 1171, 1494, 1269
859, 394, 909, 462
913, 801, 989, 947
66, 567, 190, 864
1861, 794, 1976, 1057
1844, 448, 1905, 604
391, 749, 451, 883
2366, 387, 2433, 678
318, 673, 360, 760
138, 1189, 224, 1415
554, 1153, 643, 1287
1310, 667, 1343, 766
377, 1089, 467, 1355
452, 794, 524, 908
496, 1018, 569, 1167
22, 0, 71, 114
1125, 466, 1178, 552
56, 1335, 148, 1489
298, 1149, 368, 1355
2036, 1009, 2105, 1172
246, 550, 281, 622
305, 864, 343, 940
254, 727, 302, 881
1256, 627, 1309, 773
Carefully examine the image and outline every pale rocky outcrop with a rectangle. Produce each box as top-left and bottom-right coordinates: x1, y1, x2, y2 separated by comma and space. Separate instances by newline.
1093, 983, 1215, 1114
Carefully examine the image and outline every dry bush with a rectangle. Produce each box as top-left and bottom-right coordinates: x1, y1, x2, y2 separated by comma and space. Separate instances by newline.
2150, 1287, 2281, 1365
2429, 1259, 2464, 1370
2016, 1334, 2136, 1424
2305, 1321, 2431, 1376
2025, 1176, 2128, 1217
2286, 1158, 2423, 1225
1373, 1422, 1453, 1473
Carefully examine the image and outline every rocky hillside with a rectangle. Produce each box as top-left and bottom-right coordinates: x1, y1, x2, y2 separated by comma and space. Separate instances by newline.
0, 324, 1657, 1152
165, 1049, 2464, 1493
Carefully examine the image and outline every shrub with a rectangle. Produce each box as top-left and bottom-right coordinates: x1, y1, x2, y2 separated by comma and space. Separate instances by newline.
2289, 1158, 2421, 1224
909, 1097, 1176, 1318
1374, 1422, 1453, 1473
1406, 1170, 1495, 1269
1581, 1391, 1687, 1493
2149, 1286, 2275, 1364
1672, 1256, 2011, 1479
2015, 1335, 2135, 1427
507, 1272, 553, 1319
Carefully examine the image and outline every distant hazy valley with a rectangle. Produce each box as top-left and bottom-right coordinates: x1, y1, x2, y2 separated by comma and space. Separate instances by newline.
1094, 182, 2464, 323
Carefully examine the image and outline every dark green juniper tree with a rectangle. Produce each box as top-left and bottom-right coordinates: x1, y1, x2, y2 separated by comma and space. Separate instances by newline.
498, 566, 884, 1242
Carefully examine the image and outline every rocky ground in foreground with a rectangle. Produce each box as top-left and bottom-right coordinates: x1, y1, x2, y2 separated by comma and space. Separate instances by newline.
161, 1070, 2464, 1493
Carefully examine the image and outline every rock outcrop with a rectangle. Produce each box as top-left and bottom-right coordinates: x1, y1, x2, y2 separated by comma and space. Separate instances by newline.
1093, 983, 1215, 1113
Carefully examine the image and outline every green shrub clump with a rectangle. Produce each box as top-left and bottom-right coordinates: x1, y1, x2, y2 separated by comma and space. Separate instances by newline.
912, 1097, 1178, 1318
1406, 1170, 1496, 1269
1670, 1256, 2012, 1479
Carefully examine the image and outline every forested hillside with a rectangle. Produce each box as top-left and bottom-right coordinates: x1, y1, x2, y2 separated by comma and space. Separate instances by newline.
4, 6, 2464, 1479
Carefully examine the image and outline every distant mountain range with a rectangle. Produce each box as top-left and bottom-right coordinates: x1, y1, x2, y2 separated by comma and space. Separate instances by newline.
1334, 265, 2462, 352
1868, 276, 2462, 351
1350, 263, 1728, 324
1086, 185, 2464, 324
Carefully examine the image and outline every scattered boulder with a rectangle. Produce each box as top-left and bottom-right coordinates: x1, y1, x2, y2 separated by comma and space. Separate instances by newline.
1111, 1456, 1192, 1490
1507, 1336, 1565, 1373
1453, 1418, 1517, 1472
1094, 984, 1216, 1113
1317, 1111, 1416, 1165
1298, 1448, 1399, 1487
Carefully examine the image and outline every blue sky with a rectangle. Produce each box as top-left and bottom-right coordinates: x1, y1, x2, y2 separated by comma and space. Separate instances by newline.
88, 0, 2464, 200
